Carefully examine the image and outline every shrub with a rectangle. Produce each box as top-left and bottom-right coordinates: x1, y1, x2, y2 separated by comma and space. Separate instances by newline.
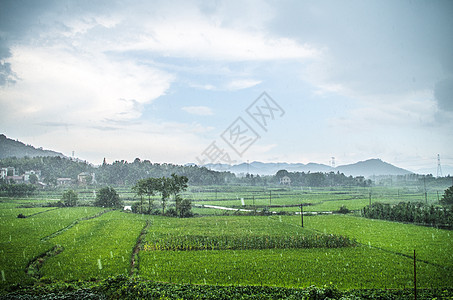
337, 205, 350, 214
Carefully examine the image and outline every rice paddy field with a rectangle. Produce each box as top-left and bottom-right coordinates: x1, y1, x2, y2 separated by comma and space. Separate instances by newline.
0, 184, 452, 297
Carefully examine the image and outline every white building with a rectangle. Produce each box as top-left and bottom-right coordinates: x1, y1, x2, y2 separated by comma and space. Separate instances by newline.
280, 176, 291, 186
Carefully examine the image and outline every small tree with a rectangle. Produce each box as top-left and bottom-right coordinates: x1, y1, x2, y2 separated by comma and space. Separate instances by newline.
94, 187, 122, 208
61, 189, 78, 207
440, 186, 453, 206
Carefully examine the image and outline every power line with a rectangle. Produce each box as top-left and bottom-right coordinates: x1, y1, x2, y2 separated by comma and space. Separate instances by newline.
437, 154, 443, 178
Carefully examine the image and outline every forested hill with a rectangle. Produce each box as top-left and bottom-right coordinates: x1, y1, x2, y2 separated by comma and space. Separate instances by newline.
0, 156, 235, 186
0, 134, 65, 159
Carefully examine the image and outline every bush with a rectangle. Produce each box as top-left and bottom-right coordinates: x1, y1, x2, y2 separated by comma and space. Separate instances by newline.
337, 205, 350, 214
164, 208, 178, 217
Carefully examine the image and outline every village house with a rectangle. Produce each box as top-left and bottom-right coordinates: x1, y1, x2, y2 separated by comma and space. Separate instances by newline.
57, 178, 73, 186
280, 176, 291, 186
1, 167, 16, 179
78, 172, 96, 185
0, 167, 24, 183
24, 170, 42, 182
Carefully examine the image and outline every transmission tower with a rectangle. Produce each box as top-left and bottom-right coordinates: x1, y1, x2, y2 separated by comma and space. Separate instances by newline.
437, 154, 443, 177
331, 157, 336, 168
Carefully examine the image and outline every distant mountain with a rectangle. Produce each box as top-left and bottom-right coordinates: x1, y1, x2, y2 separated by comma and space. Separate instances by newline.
0, 134, 65, 159
335, 158, 412, 177
204, 158, 412, 177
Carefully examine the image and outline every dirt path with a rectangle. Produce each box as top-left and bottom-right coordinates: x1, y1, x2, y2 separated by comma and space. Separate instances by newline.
40, 208, 114, 242
130, 220, 150, 276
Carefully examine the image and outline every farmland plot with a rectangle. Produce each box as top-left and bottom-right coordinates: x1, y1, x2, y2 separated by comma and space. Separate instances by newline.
0, 206, 105, 286
138, 215, 449, 288
40, 211, 147, 281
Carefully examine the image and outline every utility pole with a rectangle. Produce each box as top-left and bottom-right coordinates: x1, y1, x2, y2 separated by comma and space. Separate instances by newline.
424, 177, 427, 204
269, 190, 272, 206
414, 249, 417, 300
369, 189, 372, 207
300, 204, 304, 227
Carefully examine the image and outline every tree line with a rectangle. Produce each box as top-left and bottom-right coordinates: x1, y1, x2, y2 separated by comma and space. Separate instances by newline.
361, 187, 453, 228
274, 170, 372, 187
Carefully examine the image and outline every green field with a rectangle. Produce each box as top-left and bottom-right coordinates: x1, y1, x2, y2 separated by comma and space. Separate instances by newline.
1, 185, 452, 295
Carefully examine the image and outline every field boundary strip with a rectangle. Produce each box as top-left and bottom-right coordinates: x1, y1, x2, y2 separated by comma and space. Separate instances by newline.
25, 245, 64, 279
25, 207, 60, 218
130, 220, 150, 276
40, 208, 114, 242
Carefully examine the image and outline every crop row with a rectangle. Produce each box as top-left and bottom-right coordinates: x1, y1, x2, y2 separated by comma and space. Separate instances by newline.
143, 233, 357, 251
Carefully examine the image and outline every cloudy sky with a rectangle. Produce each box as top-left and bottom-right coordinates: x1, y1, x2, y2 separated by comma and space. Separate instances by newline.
0, 0, 452, 172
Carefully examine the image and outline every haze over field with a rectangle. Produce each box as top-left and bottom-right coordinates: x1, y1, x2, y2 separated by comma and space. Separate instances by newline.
0, 0, 452, 172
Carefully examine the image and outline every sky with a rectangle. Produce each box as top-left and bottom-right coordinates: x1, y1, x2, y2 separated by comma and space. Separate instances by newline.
0, 0, 452, 173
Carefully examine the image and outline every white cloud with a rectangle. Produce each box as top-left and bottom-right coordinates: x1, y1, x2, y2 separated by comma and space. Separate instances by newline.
182, 106, 214, 116
226, 79, 261, 90
2, 45, 173, 129
94, 3, 320, 62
